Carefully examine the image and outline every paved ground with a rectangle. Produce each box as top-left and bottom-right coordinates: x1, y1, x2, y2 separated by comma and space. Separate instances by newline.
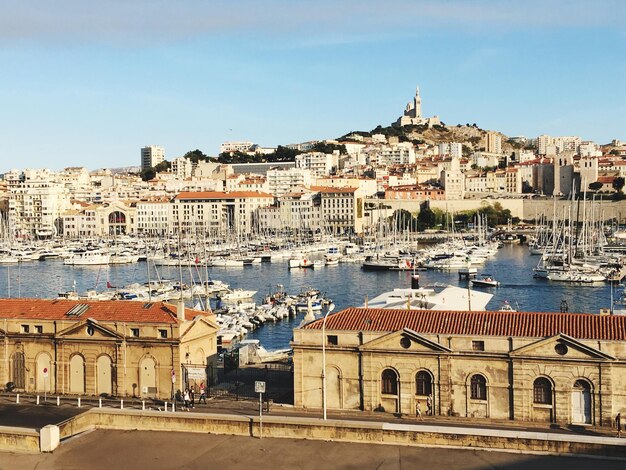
0, 429, 623, 470
0, 404, 83, 429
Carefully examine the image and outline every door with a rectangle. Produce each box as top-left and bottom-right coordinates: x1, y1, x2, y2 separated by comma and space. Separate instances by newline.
11, 352, 26, 389
36, 353, 52, 392
326, 367, 341, 409
139, 357, 157, 397
571, 380, 591, 424
96, 355, 112, 396
69, 355, 85, 394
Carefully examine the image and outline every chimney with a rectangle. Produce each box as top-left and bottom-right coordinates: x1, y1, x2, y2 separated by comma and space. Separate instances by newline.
177, 299, 186, 321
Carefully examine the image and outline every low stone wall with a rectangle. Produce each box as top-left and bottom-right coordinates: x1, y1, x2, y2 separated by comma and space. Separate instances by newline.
0, 425, 40, 453
55, 410, 626, 459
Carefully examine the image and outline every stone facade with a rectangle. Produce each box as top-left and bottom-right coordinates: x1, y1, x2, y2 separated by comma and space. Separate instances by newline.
0, 299, 218, 399
293, 308, 626, 427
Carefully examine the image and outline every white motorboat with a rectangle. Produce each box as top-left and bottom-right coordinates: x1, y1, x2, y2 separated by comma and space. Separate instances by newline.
63, 250, 110, 266
471, 274, 501, 287
220, 288, 257, 302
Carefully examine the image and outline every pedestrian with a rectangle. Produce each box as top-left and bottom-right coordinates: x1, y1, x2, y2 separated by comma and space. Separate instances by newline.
426, 394, 433, 416
199, 382, 207, 404
617, 412, 622, 438
183, 388, 190, 411
416, 401, 422, 418
189, 387, 195, 408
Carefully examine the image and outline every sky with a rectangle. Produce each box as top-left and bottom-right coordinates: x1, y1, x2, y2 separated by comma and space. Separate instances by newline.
0, 0, 625, 172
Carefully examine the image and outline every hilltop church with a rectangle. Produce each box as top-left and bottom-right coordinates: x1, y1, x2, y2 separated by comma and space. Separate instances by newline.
394, 86, 441, 127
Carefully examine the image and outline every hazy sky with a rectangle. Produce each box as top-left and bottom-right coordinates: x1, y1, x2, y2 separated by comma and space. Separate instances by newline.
1, 0, 624, 172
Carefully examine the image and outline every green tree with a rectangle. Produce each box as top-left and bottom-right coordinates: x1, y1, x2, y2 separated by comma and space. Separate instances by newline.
417, 208, 436, 230
613, 177, 625, 193
588, 181, 603, 191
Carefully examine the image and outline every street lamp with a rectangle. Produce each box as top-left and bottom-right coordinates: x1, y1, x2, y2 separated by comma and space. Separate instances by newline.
322, 303, 336, 420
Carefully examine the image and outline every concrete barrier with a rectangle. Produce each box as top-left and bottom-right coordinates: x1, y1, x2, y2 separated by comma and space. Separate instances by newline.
40, 425, 60, 452
0, 425, 40, 453
53, 409, 626, 459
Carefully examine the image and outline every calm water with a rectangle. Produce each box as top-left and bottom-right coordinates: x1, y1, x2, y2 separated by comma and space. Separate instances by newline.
0, 245, 615, 349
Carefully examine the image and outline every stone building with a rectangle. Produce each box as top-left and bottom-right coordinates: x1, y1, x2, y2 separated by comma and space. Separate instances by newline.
0, 299, 218, 398
293, 308, 626, 427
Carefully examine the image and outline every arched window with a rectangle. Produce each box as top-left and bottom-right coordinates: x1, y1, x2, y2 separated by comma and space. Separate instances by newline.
470, 374, 487, 400
381, 369, 398, 395
415, 371, 432, 396
533, 377, 552, 405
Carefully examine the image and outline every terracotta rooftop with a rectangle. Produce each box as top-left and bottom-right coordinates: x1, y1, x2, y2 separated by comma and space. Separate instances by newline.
302, 308, 626, 341
0, 299, 195, 324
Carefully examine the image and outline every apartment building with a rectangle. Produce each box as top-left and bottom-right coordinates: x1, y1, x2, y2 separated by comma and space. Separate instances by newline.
266, 167, 313, 197
170, 191, 274, 235
136, 198, 171, 235
141, 145, 165, 170
295, 152, 337, 177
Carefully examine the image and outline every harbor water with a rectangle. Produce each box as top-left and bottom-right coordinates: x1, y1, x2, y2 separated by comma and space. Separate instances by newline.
0, 245, 616, 350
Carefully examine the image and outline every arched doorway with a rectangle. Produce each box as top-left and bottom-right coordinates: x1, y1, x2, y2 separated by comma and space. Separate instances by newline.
139, 356, 157, 397
571, 379, 592, 424
11, 352, 26, 389
36, 353, 52, 392
69, 355, 85, 394
326, 366, 342, 409
96, 355, 113, 396
415, 370, 434, 415
380, 368, 399, 413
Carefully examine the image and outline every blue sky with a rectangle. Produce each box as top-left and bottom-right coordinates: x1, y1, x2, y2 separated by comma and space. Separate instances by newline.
0, 0, 624, 171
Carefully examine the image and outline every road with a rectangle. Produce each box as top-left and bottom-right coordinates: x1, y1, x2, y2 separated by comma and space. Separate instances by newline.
2, 429, 623, 470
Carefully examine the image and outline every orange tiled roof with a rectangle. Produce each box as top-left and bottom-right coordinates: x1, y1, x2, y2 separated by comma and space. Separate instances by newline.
0, 299, 190, 324
302, 308, 626, 340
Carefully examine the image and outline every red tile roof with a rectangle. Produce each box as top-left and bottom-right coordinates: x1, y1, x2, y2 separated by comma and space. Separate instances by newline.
302, 308, 626, 340
0, 299, 190, 324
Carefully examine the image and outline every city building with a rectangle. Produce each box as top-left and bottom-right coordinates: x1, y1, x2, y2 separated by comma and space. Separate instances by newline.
170, 191, 274, 235
141, 146, 165, 171
266, 167, 313, 197
295, 152, 338, 177
311, 186, 363, 235
220, 142, 254, 154
483, 132, 502, 155
293, 307, 626, 427
136, 198, 171, 236
171, 157, 193, 179
0, 298, 217, 398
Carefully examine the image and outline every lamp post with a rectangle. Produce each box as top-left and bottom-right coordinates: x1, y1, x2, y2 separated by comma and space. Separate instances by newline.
322, 303, 335, 420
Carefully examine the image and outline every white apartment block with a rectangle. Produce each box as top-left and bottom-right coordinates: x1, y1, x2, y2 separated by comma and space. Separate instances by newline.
171, 157, 193, 179
537, 135, 581, 155
266, 168, 312, 197
440, 157, 464, 200
472, 152, 500, 168
376, 143, 416, 166
295, 152, 337, 177
438, 142, 463, 158
579, 141, 602, 158
484, 131, 502, 154
136, 199, 171, 235
170, 191, 274, 235
278, 191, 322, 232
220, 142, 254, 153
7, 170, 72, 237
312, 186, 363, 235
141, 145, 165, 170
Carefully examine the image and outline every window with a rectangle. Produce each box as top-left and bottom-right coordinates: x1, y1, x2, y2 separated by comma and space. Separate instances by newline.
131, 328, 140, 337
470, 374, 487, 400
21, 325, 29, 333
416, 371, 432, 396
327, 335, 338, 346
35, 325, 43, 334
533, 377, 552, 405
159, 329, 168, 339
472, 340, 485, 351
555, 343, 568, 355
381, 369, 398, 395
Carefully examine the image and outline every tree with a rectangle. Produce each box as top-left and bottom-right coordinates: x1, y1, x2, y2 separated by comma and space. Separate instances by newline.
588, 181, 603, 191
613, 177, 625, 193
183, 149, 212, 164
390, 209, 418, 232
417, 208, 436, 230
